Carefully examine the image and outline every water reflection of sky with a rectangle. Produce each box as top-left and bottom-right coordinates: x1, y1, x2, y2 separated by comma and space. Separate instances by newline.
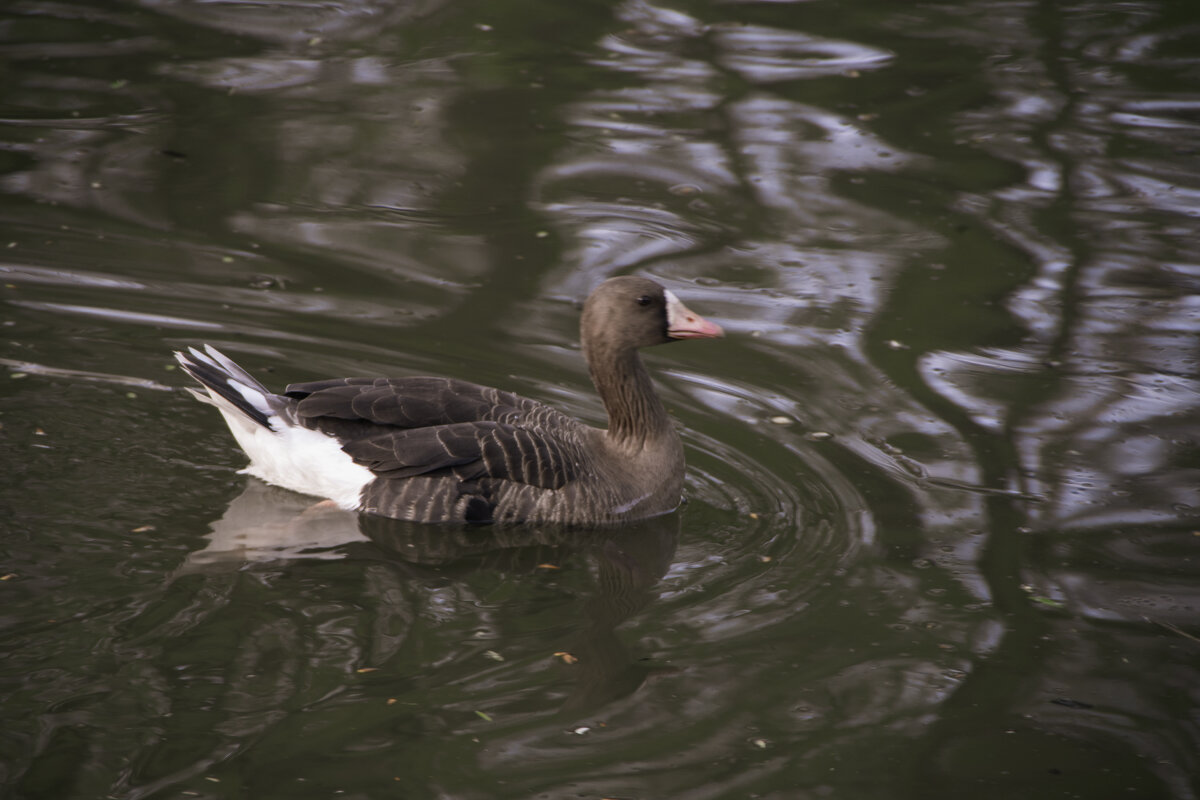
1, 0, 1198, 797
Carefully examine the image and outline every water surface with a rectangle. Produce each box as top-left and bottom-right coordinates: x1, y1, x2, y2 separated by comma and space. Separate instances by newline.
2, 1, 1198, 798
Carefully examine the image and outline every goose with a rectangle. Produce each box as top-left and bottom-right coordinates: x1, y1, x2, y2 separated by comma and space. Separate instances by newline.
175, 276, 723, 525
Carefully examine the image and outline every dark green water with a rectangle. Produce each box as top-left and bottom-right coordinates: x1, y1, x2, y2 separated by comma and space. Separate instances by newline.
2, 1, 1198, 798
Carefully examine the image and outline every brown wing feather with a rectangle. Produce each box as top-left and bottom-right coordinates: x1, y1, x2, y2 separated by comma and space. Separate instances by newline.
285, 377, 562, 429
283, 377, 587, 493
339, 420, 580, 490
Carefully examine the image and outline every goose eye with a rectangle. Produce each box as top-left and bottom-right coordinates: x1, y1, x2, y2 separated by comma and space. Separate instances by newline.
636, 295, 653, 307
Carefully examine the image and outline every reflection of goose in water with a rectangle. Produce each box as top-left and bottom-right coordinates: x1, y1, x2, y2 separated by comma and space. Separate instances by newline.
175, 478, 368, 572
174, 277, 722, 525
367, 512, 682, 717
177, 479, 680, 717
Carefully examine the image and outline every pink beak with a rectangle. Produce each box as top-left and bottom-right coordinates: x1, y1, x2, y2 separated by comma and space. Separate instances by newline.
665, 290, 724, 340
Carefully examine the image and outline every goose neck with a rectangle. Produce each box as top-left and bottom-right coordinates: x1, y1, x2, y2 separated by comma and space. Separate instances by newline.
586, 343, 672, 448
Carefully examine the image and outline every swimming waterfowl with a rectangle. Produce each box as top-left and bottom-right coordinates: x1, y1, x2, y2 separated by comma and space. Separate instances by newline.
175, 276, 723, 525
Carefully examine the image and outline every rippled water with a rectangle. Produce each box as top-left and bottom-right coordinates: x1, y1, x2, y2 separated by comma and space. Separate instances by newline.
2, 1, 1198, 798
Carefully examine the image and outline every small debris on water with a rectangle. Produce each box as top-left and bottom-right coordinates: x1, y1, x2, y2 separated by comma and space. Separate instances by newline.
1020, 583, 1064, 607
768, 416, 793, 425
355, 667, 379, 674
483, 650, 504, 662
572, 726, 591, 735
131, 525, 156, 533
475, 710, 493, 722
1050, 698, 1094, 710
885, 339, 909, 350
805, 431, 833, 441
1145, 616, 1200, 644
750, 737, 769, 749
249, 275, 286, 290
554, 651, 579, 665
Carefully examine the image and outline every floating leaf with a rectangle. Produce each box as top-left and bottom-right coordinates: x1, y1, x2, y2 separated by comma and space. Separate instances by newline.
356, 667, 379, 674
554, 651, 579, 665
474, 710, 493, 722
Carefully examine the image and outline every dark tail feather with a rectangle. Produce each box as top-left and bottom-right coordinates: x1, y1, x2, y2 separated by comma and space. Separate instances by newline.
175, 345, 277, 430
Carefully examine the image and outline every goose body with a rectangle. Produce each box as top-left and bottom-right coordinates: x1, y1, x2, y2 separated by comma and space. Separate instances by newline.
176, 277, 723, 525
